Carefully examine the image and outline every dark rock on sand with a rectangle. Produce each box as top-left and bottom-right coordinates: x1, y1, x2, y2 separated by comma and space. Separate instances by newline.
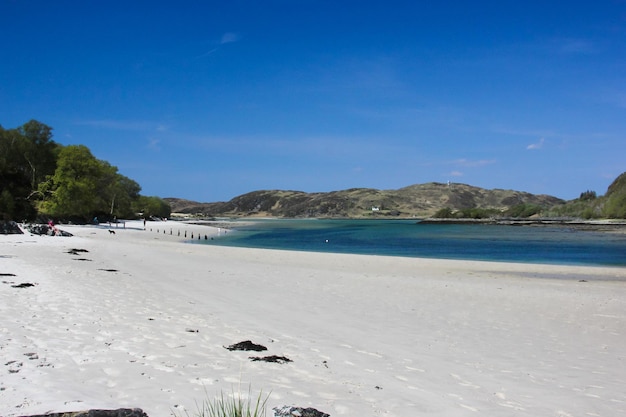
68, 249, 89, 255
1, 221, 23, 234
225, 340, 267, 351
12, 282, 36, 288
20, 408, 149, 417
249, 355, 292, 364
273, 406, 330, 417
26, 224, 73, 237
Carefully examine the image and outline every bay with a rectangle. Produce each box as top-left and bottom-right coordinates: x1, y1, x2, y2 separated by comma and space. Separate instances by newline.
196, 219, 626, 267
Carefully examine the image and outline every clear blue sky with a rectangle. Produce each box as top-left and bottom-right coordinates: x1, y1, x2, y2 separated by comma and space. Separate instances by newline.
2, 1, 625, 201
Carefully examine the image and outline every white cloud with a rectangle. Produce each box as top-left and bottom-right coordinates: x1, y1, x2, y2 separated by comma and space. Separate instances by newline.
195, 32, 241, 59
220, 32, 241, 44
449, 171, 464, 177
527, 138, 545, 150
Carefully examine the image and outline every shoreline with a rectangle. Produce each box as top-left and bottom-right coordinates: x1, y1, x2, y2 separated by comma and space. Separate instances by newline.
2, 220, 626, 416
418, 217, 626, 231
169, 215, 626, 234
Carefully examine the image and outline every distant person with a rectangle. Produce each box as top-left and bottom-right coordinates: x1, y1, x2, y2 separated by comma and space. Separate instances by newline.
47, 220, 58, 236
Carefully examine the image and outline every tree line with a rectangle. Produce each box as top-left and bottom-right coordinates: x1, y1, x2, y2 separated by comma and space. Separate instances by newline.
1, 120, 170, 222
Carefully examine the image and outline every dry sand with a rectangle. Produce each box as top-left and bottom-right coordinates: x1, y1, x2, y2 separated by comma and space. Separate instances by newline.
1, 220, 625, 417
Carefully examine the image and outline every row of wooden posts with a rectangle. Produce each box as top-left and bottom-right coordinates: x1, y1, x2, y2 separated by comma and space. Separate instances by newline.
149, 227, 212, 240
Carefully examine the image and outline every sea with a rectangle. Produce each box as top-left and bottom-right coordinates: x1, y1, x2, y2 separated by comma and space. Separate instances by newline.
194, 219, 626, 267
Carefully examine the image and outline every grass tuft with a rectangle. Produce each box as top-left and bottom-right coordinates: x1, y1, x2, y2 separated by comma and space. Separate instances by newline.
175, 386, 270, 417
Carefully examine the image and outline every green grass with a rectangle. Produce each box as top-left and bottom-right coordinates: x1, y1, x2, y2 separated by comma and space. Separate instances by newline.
175, 386, 270, 417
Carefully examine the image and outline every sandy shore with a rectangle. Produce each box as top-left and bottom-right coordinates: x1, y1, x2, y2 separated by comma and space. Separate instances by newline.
1, 220, 625, 417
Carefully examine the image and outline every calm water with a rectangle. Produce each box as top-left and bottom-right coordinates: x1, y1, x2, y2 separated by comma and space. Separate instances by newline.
196, 219, 626, 267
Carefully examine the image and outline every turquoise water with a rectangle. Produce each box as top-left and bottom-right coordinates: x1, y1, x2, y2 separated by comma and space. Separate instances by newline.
196, 219, 626, 266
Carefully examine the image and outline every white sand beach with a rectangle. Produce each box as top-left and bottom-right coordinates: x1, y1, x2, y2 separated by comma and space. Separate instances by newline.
1, 220, 625, 417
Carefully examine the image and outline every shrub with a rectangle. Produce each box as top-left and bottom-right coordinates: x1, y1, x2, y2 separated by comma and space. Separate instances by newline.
505, 203, 542, 218
432, 207, 454, 218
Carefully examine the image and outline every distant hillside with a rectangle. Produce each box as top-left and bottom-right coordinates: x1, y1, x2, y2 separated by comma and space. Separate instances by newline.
543, 171, 626, 219
165, 182, 564, 218
604, 172, 626, 218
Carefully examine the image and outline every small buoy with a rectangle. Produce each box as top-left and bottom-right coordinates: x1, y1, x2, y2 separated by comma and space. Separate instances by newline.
325, 239, 329, 243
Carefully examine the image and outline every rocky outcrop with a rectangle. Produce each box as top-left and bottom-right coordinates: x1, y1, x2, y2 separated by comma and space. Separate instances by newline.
25, 224, 73, 236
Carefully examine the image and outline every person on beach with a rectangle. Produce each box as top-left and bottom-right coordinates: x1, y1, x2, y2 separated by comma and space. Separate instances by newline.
47, 220, 58, 236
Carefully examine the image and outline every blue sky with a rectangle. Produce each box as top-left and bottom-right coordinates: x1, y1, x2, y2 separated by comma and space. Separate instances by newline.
1, 1, 625, 202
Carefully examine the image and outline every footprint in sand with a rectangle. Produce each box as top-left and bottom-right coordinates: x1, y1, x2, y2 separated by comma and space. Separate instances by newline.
459, 404, 479, 412
450, 373, 480, 389
356, 349, 383, 358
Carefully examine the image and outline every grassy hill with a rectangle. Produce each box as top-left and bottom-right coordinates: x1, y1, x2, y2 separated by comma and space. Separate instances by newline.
166, 182, 564, 218
545, 172, 626, 219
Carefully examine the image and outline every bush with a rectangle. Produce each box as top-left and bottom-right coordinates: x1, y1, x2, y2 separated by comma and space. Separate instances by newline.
457, 207, 501, 219
432, 207, 454, 218
505, 203, 542, 218
603, 192, 626, 219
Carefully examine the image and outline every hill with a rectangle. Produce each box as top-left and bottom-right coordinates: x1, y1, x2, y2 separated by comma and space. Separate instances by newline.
165, 182, 564, 218
541, 171, 626, 219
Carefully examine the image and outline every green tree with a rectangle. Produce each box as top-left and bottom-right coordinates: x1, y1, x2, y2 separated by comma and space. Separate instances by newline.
39, 145, 103, 219
107, 173, 142, 219
91, 160, 141, 219
579, 190, 597, 201
133, 195, 171, 219
0, 121, 58, 220
2, 120, 154, 221
18, 120, 60, 189
38, 145, 140, 221
0, 189, 16, 221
